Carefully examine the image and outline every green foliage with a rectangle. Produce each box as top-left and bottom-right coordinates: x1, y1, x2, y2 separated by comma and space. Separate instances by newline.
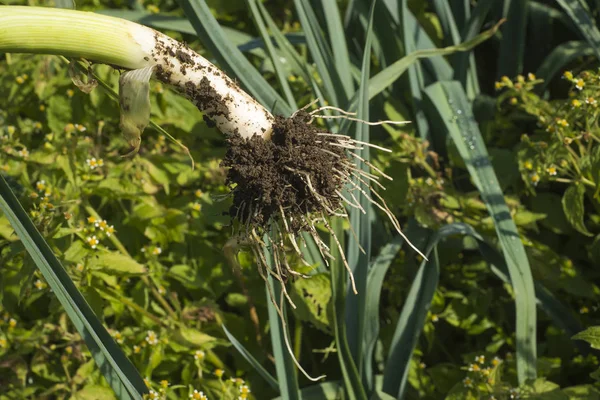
2, 1, 600, 400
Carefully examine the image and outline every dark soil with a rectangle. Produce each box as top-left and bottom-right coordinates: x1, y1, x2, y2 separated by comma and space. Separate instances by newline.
221, 112, 347, 233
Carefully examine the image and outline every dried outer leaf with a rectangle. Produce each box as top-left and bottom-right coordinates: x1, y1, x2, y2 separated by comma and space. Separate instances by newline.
68, 61, 98, 93
119, 66, 154, 155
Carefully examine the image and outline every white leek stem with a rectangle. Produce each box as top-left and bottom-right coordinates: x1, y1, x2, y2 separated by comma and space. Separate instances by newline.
0, 6, 274, 139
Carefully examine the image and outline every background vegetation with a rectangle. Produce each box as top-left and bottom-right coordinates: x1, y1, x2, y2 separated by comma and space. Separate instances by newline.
1, 0, 600, 399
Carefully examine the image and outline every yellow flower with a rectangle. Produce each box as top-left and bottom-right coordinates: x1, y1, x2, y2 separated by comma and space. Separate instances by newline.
76, 263, 84, 272
96, 220, 109, 231
557, 118, 569, 127
571, 99, 582, 108
580, 306, 589, 314
86, 158, 101, 170
133, 345, 141, 354
195, 189, 202, 198
475, 355, 485, 364
575, 79, 585, 90
17, 148, 29, 158
494, 81, 503, 90
194, 350, 205, 361
146, 390, 160, 400
145, 331, 159, 346
239, 385, 251, 395
158, 286, 166, 295
492, 356, 502, 366
75, 124, 86, 132
30, 192, 39, 199
468, 363, 481, 372
191, 202, 202, 212
113, 331, 124, 344
0, 338, 7, 348
482, 367, 491, 377
15, 76, 25, 84
160, 380, 169, 389
106, 225, 115, 237
530, 173, 540, 186
86, 236, 99, 249
87, 216, 97, 224
431, 314, 439, 323
36, 180, 46, 191
64, 123, 75, 134
6, 126, 15, 135
523, 160, 533, 170
189, 390, 207, 400
501, 75, 511, 84
215, 368, 224, 378
65, 346, 73, 354
527, 73, 536, 81
586, 97, 597, 106
34, 280, 46, 290
147, 4, 159, 13
8, 318, 16, 328
66, 89, 75, 98
152, 247, 162, 256
563, 71, 574, 80
462, 377, 473, 388
546, 166, 557, 176
33, 122, 42, 130
509, 97, 518, 105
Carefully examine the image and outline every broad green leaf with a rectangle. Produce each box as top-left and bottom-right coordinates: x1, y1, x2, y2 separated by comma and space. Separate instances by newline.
573, 327, 600, 350
88, 252, 147, 276
173, 326, 219, 348
423, 81, 537, 384
73, 385, 117, 400
0, 175, 147, 399
562, 183, 593, 236
290, 273, 332, 333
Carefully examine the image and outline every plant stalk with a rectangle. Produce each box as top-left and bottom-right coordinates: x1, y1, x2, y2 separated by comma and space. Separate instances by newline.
0, 6, 274, 139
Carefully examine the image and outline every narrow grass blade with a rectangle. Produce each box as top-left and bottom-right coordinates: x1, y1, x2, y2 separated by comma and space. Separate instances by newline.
177, 0, 292, 115
293, 0, 349, 106
0, 175, 146, 399
423, 81, 537, 384
382, 228, 439, 399
345, 0, 376, 386
556, 0, 600, 60
368, 19, 503, 101
320, 1, 354, 98
247, 0, 297, 109
330, 219, 367, 400
221, 324, 279, 390
496, 0, 529, 78
378, 221, 581, 397
453, 0, 494, 92
264, 233, 300, 400
536, 41, 594, 92
399, 0, 430, 140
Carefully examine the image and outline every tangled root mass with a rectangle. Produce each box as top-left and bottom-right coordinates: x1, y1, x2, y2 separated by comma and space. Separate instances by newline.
222, 112, 346, 234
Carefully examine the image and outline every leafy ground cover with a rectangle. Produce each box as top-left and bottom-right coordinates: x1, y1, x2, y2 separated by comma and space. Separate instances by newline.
1, 1, 600, 399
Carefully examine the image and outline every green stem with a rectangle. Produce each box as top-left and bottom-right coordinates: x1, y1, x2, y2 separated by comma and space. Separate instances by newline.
0, 6, 150, 69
